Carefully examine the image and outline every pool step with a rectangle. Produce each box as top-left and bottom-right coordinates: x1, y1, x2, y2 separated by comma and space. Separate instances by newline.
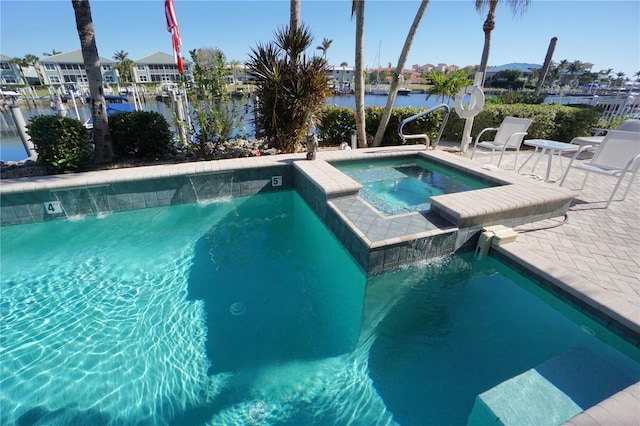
466, 347, 636, 425
294, 159, 459, 274
329, 195, 458, 273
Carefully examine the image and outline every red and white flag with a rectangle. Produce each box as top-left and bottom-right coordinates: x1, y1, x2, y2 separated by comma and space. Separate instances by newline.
165, 0, 184, 73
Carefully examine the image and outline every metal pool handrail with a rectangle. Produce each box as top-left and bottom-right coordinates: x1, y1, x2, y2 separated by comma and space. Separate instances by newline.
397, 103, 450, 149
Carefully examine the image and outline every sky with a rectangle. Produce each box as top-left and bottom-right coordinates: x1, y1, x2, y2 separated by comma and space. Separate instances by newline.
1, 0, 639, 79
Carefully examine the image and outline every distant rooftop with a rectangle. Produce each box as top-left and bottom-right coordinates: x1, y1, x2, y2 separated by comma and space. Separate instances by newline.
135, 51, 191, 65
39, 50, 114, 64
486, 63, 542, 74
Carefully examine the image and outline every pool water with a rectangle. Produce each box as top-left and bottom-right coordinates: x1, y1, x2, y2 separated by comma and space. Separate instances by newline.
335, 157, 494, 216
367, 254, 640, 425
1, 190, 639, 425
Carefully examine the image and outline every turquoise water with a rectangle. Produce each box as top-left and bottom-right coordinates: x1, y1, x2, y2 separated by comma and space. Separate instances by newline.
336, 157, 494, 215
367, 254, 640, 425
1, 190, 639, 425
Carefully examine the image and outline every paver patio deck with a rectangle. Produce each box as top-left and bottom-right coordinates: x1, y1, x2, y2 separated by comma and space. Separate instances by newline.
458, 144, 639, 310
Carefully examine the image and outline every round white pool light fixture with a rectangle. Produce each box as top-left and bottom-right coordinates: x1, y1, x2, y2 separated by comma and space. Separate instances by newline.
230, 301, 246, 316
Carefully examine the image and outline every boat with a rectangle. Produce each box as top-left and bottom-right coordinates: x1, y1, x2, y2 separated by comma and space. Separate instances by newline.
0, 89, 20, 100
368, 86, 390, 95
367, 40, 411, 96
83, 95, 135, 129
367, 86, 412, 96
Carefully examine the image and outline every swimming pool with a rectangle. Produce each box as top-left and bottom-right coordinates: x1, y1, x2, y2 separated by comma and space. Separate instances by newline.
334, 157, 496, 216
1, 190, 638, 425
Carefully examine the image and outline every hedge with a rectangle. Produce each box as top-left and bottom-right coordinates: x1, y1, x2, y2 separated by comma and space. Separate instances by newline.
317, 103, 603, 146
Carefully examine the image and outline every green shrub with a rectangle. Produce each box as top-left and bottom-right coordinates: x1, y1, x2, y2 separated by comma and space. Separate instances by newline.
27, 115, 93, 174
317, 105, 356, 146
316, 106, 447, 147
486, 93, 545, 105
316, 103, 603, 147
444, 103, 602, 143
109, 111, 173, 158
552, 104, 603, 141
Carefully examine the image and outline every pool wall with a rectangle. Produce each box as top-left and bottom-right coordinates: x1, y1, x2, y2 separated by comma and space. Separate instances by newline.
0, 162, 294, 225
1, 147, 574, 276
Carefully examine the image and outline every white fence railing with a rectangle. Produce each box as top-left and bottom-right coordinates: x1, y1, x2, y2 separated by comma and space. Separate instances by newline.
545, 94, 639, 125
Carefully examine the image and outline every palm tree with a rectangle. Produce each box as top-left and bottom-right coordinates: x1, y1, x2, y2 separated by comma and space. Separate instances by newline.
339, 61, 348, 88
113, 50, 128, 62
475, 0, 531, 86
615, 71, 626, 87
527, 68, 540, 87
42, 49, 62, 57
558, 59, 569, 70
352, 0, 366, 148
10, 57, 29, 85
24, 54, 44, 86
634, 71, 640, 82
72, 0, 113, 163
555, 59, 570, 85
112, 50, 133, 83
567, 60, 584, 87
247, 24, 330, 153
426, 70, 470, 102
600, 68, 614, 87
10, 55, 41, 85
371, 0, 429, 147
316, 37, 333, 60
544, 61, 561, 87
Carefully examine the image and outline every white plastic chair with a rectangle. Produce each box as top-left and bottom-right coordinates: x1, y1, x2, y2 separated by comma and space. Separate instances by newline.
560, 130, 640, 208
571, 119, 640, 148
470, 117, 533, 169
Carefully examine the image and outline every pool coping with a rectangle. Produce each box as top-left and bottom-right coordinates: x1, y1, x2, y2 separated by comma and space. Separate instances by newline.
294, 147, 574, 272
319, 147, 575, 228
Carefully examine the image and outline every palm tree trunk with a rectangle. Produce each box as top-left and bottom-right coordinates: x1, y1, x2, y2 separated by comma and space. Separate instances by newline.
290, 0, 300, 31
352, 0, 366, 148
477, 1, 497, 87
371, 0, 429, 147
535, 37, 557, 96
17, 66, 27, 87
72, 0, 113, 163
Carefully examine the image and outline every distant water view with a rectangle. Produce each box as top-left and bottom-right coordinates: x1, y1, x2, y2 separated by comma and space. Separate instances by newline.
1, 93, 450, 162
